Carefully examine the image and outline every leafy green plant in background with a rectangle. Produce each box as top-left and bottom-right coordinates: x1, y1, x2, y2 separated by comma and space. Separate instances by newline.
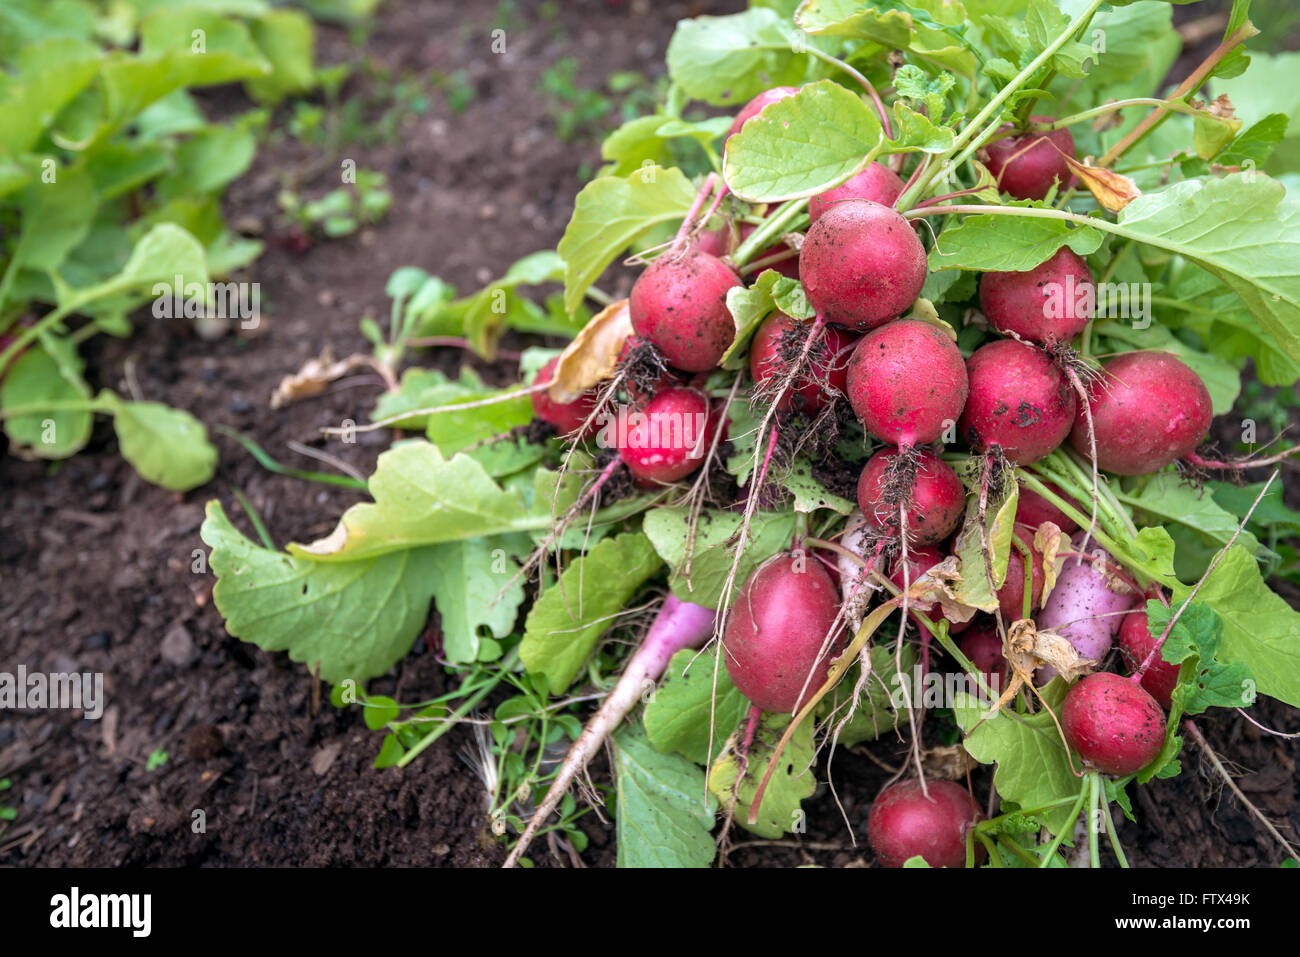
0, 0, 325, 490
278, 167, 392, 238
200, 0, 1300, 869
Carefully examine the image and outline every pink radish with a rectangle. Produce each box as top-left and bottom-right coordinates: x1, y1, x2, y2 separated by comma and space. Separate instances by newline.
748, 314, 856, 413
867, 778, 983, 868
726, 86, 801, 139
1118, 609, 1179, 710
979, 248, 1094, 347
615, 386, 715, 484
809, 162, 905, 221
1062, 672, 1166, 776
857, 447, 964, 546
980, 118, 1078, 201
503, 594, 716, 867
629, 248, 741, 372
531, 357, 599, 436
959, 338, 1075, 465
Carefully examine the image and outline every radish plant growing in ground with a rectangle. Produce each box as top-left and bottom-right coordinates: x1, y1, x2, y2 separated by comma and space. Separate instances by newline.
201, 1, 1300, 868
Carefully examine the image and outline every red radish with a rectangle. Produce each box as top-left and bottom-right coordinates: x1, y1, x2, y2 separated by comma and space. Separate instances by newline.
726, 86, 801, 139
846, 319, 968, 446
1037, 540, 1137, 678
997, 526, 1044, 622
1017, 483, 1079, 533
699, 212, 800, 279
1068, 352, 1213, 476
1118, 610, 1179, 710
531, 357, 598, 436
800, 200, 927, 331
980, 118, 1078, 201
504, 594, 716, 867
857, 448, 964, 546
958, 620, 1006, 688
629, 249, 741, 373
867, 778, 982, 868
749, 315, 855, 413
615, 386, 714, 484
809, 162, 905, 222
959, 339, 1075, 465
979, 248, 1094, 347
616, 335, 679, 406
1062, 672, 1166, 776
723, 553, 845, 714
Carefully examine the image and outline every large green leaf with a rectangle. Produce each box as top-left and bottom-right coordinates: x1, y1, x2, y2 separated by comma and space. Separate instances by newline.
666, 8, 832, 106
955, 685, 1082, 836
928, 211, 1103, 272
723, 79, 884, 202
557, 166, 698, 312
1174, 545, 1300, 709
613, 724, 717, 868
428, 537, 526, 664
520, 533, 664, 695
644, 647, 751, 765
1114, 473, 1261, 559
201, 502, 437, 684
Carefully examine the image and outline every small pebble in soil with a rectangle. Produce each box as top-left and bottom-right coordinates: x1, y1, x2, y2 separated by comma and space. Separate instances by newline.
160, 624, 197, 668
229, 397, 252, 413
84, 631, 111, 650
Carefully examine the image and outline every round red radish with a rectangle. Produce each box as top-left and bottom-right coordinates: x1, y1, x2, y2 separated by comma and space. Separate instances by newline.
723, 553, 845, 714
997, 527, 1044, 622
846, 320, 968, 446
979, 248, 1094, 346
629, 249, 741, 373
726, 86, 801, 140
981, 118, 1077, 201
749, 315, 855, 413
959, 620, 1006, 688
1068, 351, 1212, 476
857, 448, 964, 546
1118, 609, 1179, 710
1016, 482, 1078, 533
867, 779, 982, 868
959, 339, 1075, 465
615, 386, 713, 484
531, 357, 598, 436
809, 162, 905, 222
1062, 672, 1166, 776
800, 200, 927, 331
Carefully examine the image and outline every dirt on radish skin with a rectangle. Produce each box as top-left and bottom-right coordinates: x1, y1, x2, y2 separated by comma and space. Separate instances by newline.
628, 248, 741, 373
846, 319, 969, 446
980, 118, 1078, 201
1118, 609, 1179, 710
857, 447, 964, 546
723, 553, 846, 714
867, 778, 983, 868
978, 248, 1094, 346
531, 356, 599, 436
1062, 672, 1167, 776
1068, 351, 1213, 475
615, 386, 714, 483
959, 338, 1076, 464
799, 199, 928, 330
808, 162, 905, 222
749, 314, 856, 413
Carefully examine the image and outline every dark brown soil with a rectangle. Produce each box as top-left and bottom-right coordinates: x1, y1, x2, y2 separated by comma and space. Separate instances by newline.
2, 0, 1297, 870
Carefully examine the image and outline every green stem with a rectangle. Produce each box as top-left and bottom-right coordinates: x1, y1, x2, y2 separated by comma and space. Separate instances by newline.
1037, 782, 1089, 867
731, 199, 809, 268
998, 835, 1041, 868
232, 488, 276, 550
977, 831, 1001, 867
1087, 771, 1102, 868
0, 396, 112, 418
395, 648, 520, 769
1101, 787, 1130, 868
1040, 97, 1218, 131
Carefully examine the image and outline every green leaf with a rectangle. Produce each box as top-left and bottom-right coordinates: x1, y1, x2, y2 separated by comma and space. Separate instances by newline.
157, 124, 257, 198
644, 646, 751, 765
201, 502, 437, 684
1146, 600, 1255, 714
887, 102, 955, 154
0, 344, 92, 458
780, 460, 855, 514
928, 210, 1103, 272
1171, 545, 1300, 708
723, 79, 884, 202
666, 8, 832, 106
286, 440, 576, 563
103, 394, 218, 491
13, 162, 98, 274
613, 724, 717, 868
821, 643, 915, 746
0, 37, 100, 153
951, 480, 1018, 609
1110, 175, 1300, 366
557, 165, 698, 312
245, 9, 317, 104
428, 537, 527, 664
708, 711, 816, 838
719, 269, 810, 369
642, 506, 796, 609
1026, 0, 1095, 79
955, 685, 1082, 835
1114, 474, 1261, 560
520, 533, 663, 695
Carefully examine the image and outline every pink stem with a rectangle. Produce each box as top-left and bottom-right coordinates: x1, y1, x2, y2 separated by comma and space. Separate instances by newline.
673, 173, 720, 246
502, 594, 715, 867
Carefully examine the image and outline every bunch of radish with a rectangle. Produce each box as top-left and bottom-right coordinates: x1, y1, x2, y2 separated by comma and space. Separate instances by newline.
508, 77, 1270, 871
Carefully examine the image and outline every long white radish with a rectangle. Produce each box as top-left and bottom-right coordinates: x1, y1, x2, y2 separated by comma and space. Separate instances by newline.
502, 594, 716, 868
